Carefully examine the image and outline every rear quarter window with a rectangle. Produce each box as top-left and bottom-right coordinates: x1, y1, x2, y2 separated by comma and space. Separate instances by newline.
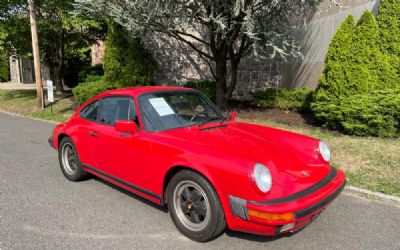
80, 100, 100, 121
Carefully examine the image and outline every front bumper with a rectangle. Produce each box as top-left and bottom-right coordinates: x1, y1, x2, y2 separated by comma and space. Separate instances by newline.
227, 167, 346, 236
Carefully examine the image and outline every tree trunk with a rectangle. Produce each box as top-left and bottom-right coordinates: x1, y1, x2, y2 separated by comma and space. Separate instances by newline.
226, 59, 239, 102
214, 58, 228, 109
55, 29, 64, 93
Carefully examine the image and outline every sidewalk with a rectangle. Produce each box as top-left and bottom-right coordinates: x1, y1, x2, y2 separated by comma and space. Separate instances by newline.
0, 82, 36, 90
0, 82, 72, 90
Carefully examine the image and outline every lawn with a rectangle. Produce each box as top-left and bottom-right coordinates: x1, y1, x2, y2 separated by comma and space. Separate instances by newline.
0, 89, 399, 196
0, 89, 75, 122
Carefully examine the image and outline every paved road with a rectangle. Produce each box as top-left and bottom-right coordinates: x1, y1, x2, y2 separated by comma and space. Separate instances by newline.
1, 111, 399, 250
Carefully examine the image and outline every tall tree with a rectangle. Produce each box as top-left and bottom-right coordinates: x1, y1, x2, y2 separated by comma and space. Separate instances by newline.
0, 24, 9, 82
103, 22, 157, 88
0, 0, 105, 91
75, 0, 337, 108
377, 0, 400, 84
377, 0, 400, 57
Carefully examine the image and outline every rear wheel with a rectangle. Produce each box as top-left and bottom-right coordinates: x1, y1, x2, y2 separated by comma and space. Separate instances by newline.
58, 137, 88, 181
166, 170, 226, 242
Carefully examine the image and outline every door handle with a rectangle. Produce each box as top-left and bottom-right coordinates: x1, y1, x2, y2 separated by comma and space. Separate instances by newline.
89, 131, 99, 137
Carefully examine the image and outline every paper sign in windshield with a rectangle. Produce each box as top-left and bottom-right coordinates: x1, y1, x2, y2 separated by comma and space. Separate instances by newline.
149, 98, 175, 116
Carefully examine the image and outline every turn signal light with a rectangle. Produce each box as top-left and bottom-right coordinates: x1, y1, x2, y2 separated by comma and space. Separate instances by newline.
247, 209, 294, 221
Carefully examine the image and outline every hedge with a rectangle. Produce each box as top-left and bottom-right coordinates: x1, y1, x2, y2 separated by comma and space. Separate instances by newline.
73, 81, 115, 105
334, 90, 400, 137
251, 88, 313, 112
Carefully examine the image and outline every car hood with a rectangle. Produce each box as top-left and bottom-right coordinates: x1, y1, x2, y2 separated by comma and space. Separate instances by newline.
157, 122, 330, 195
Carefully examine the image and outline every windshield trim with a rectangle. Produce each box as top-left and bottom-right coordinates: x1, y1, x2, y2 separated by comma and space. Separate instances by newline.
137, 90, 224, 133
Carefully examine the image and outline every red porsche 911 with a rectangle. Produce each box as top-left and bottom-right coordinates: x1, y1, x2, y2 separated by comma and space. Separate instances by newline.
49, 86, 346, 242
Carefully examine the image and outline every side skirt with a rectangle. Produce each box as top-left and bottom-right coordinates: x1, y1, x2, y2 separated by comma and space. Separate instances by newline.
82, 164, 162, 205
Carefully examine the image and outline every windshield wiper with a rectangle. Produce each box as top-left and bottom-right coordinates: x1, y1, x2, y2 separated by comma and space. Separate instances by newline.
196, 117, 224, 126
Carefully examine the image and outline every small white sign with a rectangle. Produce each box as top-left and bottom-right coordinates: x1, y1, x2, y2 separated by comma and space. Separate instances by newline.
47, 80, 54, 103
149, 97, 175, 116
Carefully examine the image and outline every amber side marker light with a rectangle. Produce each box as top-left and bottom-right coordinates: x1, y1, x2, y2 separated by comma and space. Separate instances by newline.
248, 209, 294, 221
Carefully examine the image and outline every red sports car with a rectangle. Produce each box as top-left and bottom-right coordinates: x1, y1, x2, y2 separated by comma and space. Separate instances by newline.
49, 86, 346, 242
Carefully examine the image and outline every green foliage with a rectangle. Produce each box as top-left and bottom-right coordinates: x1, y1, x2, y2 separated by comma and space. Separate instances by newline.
312, 11, 400, 136
0, 50, 8, 82
72, 81, 114, 105
377, 0, 400, 57
339, 90, 400, 137
0, 0, 106, 89
185, 80, 216, 101
251, 88, 313, 112
103, 22, 156, 88
377, 0, 400, 84
78, 64, 104, 83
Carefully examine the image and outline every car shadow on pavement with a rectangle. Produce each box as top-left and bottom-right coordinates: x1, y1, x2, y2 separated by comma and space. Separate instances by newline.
93, 176, 168, 213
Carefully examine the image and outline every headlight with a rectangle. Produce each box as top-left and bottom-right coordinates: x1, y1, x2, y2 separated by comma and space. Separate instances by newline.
252, 163, 272, 193
318, 141, 331, 162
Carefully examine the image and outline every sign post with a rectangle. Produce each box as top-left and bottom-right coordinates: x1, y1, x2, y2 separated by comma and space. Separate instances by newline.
47, 80, 54, 113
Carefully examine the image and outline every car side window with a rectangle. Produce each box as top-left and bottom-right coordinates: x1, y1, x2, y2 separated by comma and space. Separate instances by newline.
80, 100, 100, 121
99, 97, 135, 126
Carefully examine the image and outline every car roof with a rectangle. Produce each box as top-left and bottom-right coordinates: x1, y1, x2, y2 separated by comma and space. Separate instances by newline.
100, 86, 197, 97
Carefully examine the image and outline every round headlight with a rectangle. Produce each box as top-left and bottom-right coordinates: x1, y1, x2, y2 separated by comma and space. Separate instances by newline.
253, 163, 272, 193
319, 141, 331, 162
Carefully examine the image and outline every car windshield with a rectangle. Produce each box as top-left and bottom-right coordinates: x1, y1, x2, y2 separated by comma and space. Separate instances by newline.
139, 91, 224, 132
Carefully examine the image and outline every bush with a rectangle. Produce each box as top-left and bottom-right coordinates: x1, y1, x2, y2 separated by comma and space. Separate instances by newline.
312, 11, 400, 135
72, 81, 114, 105
338, 90, 400, 137
251, 88, 313, 112
78, 64, 104, 83
103, 22, 156, 87
185, 80, 216, 101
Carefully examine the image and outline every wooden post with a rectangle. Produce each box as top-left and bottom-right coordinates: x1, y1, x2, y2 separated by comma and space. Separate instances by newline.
28, 0, 44, 109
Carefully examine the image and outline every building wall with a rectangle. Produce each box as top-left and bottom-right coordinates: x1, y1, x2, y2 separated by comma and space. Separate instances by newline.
282, 0, 380, 89
91, 41, 105, 66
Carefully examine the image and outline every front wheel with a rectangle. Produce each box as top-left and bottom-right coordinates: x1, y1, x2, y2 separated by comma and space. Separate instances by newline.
58, 137, 88, 181
166, 170, 226, 242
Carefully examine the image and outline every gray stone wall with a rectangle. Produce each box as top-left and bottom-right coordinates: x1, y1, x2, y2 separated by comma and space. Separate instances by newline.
281, 0, 380, 89
144, 35, 282, 100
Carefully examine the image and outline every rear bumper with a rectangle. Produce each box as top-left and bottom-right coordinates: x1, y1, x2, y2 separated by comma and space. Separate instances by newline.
227, 167, 346, 236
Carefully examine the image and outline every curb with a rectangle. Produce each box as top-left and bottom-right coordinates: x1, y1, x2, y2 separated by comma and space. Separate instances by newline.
345, 185, 400, 204
0, 110, 59, 125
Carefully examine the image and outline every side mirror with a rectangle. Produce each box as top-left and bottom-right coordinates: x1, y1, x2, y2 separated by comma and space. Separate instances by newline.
115, 120, 138, 134
229, 111, 237, 122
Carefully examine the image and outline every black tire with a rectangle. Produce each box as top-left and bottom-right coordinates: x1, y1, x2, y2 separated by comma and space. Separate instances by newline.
58, 137, 88, 181
166, 170, 226, 242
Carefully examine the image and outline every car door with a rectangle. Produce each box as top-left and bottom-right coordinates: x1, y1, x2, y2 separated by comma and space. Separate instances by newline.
93, 96, 152, 185
75, 99, 101, 168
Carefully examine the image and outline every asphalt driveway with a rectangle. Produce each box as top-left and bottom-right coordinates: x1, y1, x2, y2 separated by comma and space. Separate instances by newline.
0, 111, 399, 250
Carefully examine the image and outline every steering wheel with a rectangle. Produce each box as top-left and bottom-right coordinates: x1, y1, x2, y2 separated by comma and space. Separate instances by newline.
190, 113, 201, 123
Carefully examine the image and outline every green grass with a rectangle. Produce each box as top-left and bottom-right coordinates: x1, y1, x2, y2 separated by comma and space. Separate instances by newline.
0, 89, 74, 122
0, 89, 398, 196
